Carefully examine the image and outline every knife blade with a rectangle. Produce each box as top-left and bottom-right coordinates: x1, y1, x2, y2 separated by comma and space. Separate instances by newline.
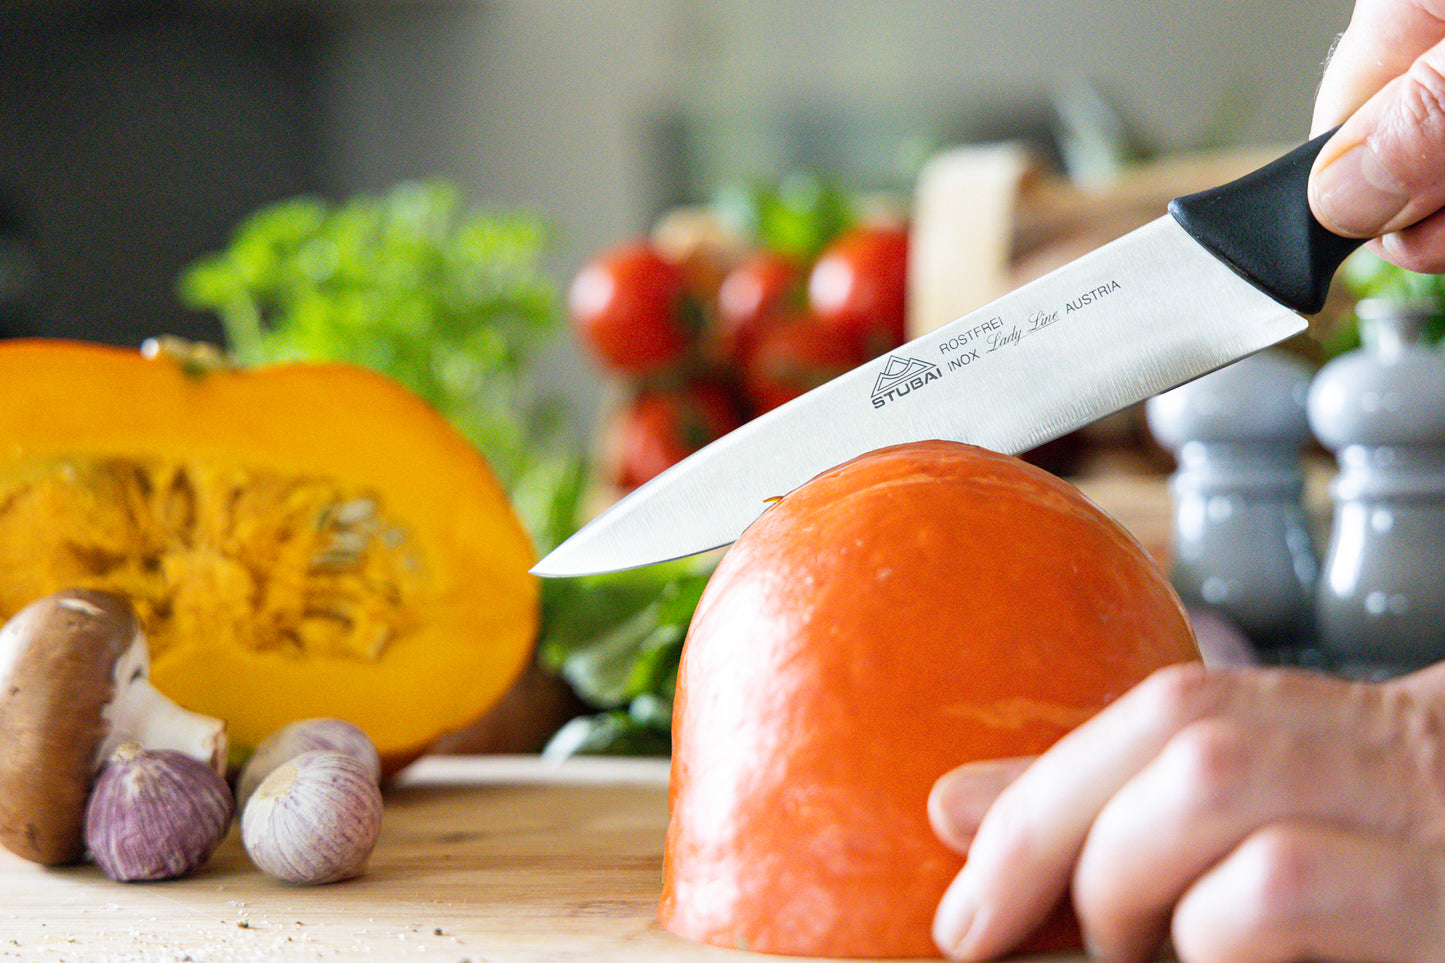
534, 130, 1363, 577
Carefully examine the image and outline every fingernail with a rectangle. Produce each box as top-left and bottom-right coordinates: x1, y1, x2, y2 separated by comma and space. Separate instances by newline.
1312, 140, 1410, 237
928, 770, 995, 849
933, 876, 978, 957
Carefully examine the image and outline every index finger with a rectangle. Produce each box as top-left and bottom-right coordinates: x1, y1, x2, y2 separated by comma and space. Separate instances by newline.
1312, 0, 1445, 133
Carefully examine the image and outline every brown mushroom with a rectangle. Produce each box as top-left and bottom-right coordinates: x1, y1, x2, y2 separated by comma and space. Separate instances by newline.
0, 588, 227, 865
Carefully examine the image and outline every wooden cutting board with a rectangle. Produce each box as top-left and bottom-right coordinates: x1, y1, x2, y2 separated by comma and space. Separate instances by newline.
0, 755, 1085, 962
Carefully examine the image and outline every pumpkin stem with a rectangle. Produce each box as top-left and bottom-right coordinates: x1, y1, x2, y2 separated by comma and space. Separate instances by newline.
140, 337, 235, 377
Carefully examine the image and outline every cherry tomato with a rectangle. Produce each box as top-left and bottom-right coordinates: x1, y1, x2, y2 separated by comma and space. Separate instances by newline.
607, 380, 745, 490
742, 312, 861, 415
712, 250, 804, 366
568, 242, 697, 374
807, 224, 909, 359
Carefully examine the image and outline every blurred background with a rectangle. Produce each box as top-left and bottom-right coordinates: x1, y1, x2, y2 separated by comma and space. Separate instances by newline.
1, 0, 1353, 421
19, 0, 1445, 753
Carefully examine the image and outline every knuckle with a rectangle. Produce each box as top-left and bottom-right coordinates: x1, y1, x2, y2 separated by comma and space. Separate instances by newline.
1160, 719, 1253, 815
1410, 734, 1445, 817
1400, 56, 1445, 130
1373, 55, 1445, 192
1127, 662, 1223, 729
1385, 691, 1445, 837
1170, 837, 1304, 963
1172, 903, 1278, 963
1232, 825, 1322, 913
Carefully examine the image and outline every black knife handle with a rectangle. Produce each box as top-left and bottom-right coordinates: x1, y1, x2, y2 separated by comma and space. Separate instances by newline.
1168, 128, 1364, 315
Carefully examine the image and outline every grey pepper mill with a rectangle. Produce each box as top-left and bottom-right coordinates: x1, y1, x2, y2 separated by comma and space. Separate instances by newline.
1308, 298, 1445, 678
1146, 349, 1319, 656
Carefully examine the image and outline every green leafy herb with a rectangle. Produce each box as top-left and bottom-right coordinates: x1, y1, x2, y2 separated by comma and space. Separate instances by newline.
532, 557, 712, 759
711, 172, 854, 262
542, 694, 675, 758
1334, 248, 1445, 355
536, 557, 711, 708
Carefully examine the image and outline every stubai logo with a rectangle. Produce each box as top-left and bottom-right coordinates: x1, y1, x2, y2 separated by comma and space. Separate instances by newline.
870, 355, 942, 408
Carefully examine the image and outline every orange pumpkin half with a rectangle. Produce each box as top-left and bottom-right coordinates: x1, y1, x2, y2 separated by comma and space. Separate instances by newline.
661, 440, 1198, 958
0, 339, 539, 773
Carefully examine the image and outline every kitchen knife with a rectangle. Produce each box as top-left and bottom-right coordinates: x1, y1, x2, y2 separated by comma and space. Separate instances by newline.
534, 130, 1363, 577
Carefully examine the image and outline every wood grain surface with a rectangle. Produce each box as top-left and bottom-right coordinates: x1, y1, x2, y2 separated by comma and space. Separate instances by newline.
0, 755, 1089, 962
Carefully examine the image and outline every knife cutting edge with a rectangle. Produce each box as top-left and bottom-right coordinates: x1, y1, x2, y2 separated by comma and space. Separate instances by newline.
534, 129, 1363, 578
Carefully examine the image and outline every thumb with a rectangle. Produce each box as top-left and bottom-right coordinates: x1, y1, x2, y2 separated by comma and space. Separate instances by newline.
1309, 46, 1445, 238
927, 757, 1032, 854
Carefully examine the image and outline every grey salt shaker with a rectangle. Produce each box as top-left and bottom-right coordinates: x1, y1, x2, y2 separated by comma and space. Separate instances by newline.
1146, 349, 1319, 656
1309, 298, 1445, 678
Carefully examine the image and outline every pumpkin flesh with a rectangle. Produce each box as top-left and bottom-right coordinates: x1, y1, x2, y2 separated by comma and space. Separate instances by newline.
661, 440, 1199, 958
0, 340, 539, 771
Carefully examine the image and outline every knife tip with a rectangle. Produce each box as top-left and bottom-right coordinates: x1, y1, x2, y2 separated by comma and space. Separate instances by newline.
529, 542, 732, 579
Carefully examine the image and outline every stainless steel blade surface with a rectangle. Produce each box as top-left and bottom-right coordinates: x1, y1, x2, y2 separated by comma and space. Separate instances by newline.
534, 215, 1307, 577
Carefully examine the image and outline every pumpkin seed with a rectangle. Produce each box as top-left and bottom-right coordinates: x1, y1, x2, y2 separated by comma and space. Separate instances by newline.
332, 497, 377, 527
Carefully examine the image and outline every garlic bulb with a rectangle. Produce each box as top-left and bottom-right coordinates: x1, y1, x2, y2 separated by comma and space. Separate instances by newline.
241, 749, 382, 885
235, 718, 380, 812
84, 742, 234, 882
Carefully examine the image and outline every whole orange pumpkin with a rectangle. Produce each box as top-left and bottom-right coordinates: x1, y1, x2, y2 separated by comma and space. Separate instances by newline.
660, 440, 1198, 958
